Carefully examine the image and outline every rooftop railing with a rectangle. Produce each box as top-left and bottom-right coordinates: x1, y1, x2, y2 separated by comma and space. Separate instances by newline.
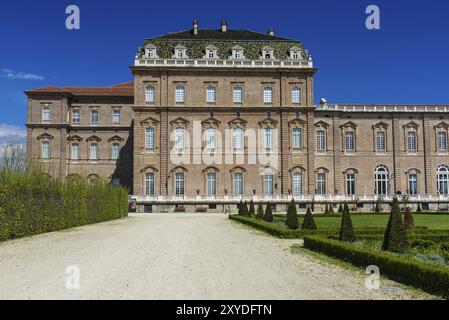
316, 104, 449, 113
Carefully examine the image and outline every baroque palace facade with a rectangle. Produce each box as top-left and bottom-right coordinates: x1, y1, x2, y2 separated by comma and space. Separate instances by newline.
26, 21, 449, 212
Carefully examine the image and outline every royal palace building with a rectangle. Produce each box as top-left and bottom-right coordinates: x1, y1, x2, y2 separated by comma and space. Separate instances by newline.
26, 21, 449, 212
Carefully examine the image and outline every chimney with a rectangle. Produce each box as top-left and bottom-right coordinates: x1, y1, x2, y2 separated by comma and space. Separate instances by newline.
193, 19, 199, 35
221, 20, 227, 32
268, 28, 274, 36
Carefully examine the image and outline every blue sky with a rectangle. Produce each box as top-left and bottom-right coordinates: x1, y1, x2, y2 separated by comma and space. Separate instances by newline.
0, 0, 448, 139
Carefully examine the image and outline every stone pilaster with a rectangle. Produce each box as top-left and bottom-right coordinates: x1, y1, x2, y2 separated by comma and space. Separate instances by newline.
133, 111, 142, 195
332, 115, 342, 195
160, 110, 168, 195
306, 110, 315, 194
392, 116, 401, 194
280, 111, 290, 195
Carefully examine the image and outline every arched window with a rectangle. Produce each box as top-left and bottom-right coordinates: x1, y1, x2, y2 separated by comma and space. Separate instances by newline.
437, 165, 449, 195
375, 165, 389, 195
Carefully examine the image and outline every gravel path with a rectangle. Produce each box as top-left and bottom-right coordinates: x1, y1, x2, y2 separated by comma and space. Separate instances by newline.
0, 214, 434, 300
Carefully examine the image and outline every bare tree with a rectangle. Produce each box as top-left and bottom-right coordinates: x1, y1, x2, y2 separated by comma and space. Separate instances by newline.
0, 140, 26, 174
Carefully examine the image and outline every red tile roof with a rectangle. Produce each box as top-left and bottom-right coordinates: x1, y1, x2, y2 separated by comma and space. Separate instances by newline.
25, 81, 134, 97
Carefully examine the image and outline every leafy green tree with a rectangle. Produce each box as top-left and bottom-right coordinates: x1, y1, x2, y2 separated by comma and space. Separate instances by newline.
256, 203, 264, 220
263, 202, 274, 222
403, 207, 415, 229
382, 197, 411, 253
339, 203, 356, 242
286, 199, 299, 230
249, 200, 255, 217
302, 206, 317, 230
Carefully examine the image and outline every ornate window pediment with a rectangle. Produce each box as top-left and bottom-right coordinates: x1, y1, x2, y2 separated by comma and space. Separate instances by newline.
343, 168, 359, 174
315, 167, 329, 174
288, 117, 306, 128
229, 166, 247, 173
67, 135, 82, 142
228, 117, 247, 129
171, 166, 188, 173
259, 117, 278, 129
140, 165, 158, 173
140, 116, 160, 126
372, 121, 389, 130
403, 121, 419, 129
108, 135, 124, 142
434, 121, 449, 129
201, 117, 221, 129
340, 121, 357, 129
170, 117, 189, 129
314, 120, 329, 128
37, 133, 54, 140
289, 165, 305, 173
86, 135, 101, 142
405, 168, 421, 175
203, 166, 220, 173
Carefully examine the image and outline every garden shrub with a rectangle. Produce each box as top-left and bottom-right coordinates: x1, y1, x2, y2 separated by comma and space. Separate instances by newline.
286, 199, 299, 230
328, 204, 334, 214
416, 203, 423, 213
324, 204, 329, 214
256, 203, 264, 220
440, 242, 449, 252
249, 200, 255, 217
411, 239, 435, 249
302, 206, 317, 230
404, 207, 415, 229
263, 202, 273, 222
242, 201, 249, 216
382, 197, 411, 254
339, 203, 356, 242
237, 200, 243, 215
338, 203, 343, 213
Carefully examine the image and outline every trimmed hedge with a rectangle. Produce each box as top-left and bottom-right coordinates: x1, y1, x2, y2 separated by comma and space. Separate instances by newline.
303, 236, 449, 298
0, 170, 128, 241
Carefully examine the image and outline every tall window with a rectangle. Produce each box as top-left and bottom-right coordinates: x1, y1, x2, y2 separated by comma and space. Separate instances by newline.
145, 86, 155, 104
175, 128, 184, 149
437, 166, 449, 195
206, 128, 216, 150
264, 174, 274, 196
233, 86, 243, 104
264, 128, 273, 150
175, 172, 185, 196
206, 86, 216, 103
145, 128, 155, 149
292, 172, 303, 196
263, 86, 273, 104
292, 128, 302, 149
112, 110, 121, 124
438, 132, 447, 152
175, 85, 185, 104
346, 173, 356, 196
145, 173, 155, 196
316, 130, 326, 152
408, 174, 418, 195
90, 143, 98, 161
291, 87, 301, 104
42, 106, 50, 122
376, 131, 386, 152
407, 131, 417, 153
375, 166, 389, 195
72, 110, 80, 124
233, 128, 243, 150
71, 143, 79, 160
234, 172, 243, 196
112, 143, 120, 160
41, 141, 50, 159
316, 173, 326, 195
90, 110, 99, 125
207, 172, 217, 196
345, 131, 355, 153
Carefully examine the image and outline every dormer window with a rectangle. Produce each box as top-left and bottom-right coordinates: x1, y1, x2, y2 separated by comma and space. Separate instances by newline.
145, 45, 158, 58
290, 46, 301, 60
261, 46, 274, 60
205, 45, 218, 59
234, 51, 241, 59
174, 46, 188, 59
231, 46, 244, 59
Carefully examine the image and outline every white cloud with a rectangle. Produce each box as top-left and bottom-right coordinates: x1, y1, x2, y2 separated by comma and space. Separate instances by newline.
2, 69, 44, 81
0, 123, 27, 139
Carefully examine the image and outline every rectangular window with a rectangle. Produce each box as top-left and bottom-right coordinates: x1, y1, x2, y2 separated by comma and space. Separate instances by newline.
206, 128, 216, 150
376, 131, 386, 152
292, 172, 303, 196
175, 86, 185, 103
233, 128, 243, 150
438, 131, 447, 152
175, 128, 184, 149
264, 128, 273, 150
112, 143, 120, 160
409, 174, 418, 195
90, 110, 99, 125
175, 172, 185, 196
145, 173, 155, 196
112, 110, 121, 124
145, 86, 155, 103
42, 106, 50, 122
207, 172, 217, 196
407, 131, 417, 152
292, 87, 301, 104
234, 172, 243, 196
71, 143, 79, 160
346, 173, 355, 196
145, 128, 155, 149
72, 110, 80, 124
233, 86, 243, 104
292, 128, 302, 149
317, 173, 326, 195
316, 130, 325, 152
112, 178, 120, 187
206, 86, 216, 103
42, 141, 50, 159
263, 87, 273, 104
264, 174, 274, 196
90, 143, 98, 161
345, 131, 355, 153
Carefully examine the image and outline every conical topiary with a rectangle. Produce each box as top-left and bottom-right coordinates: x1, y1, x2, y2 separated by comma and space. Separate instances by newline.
403, 207, 415, 229
329, 204, 334, 214
263, 202, 273, 222
238, 200, 243, 215
324, 204, 329, 214
302, 206, 317, 230
286, 199, 299, 230
242, 201, 249, 216
375, 201, 381, 213
382, 197, 411, 253
338, 203, 343, 213
249, 200, 255, 217
256, 203, 264, 220
339, 203, 356, 242
416, 203, 422, 213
